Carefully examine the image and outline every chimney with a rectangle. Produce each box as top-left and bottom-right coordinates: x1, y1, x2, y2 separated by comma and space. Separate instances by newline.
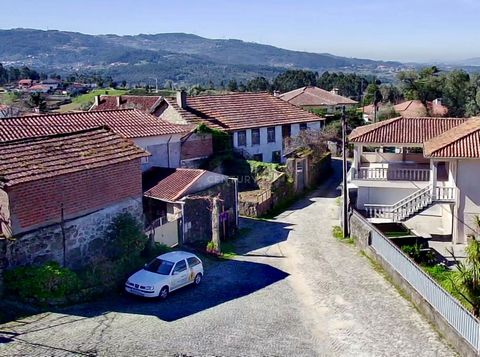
116, 95, 122, 107
176, 90, 187, 109
331, 88, 339, 95
94, 95, 101, 107
273, 90, 280, 97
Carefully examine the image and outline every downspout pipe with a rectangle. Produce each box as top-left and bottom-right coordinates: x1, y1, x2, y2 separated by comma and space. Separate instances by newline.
166, 135, 172, 168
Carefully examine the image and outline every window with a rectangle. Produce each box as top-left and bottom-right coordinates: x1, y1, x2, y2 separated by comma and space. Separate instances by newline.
299, 123, 308, 131
237, 131, 246, 146
173, 259, 187, 274
267, 127, 276, 143
144, 258, 174, 275
251, 128, 260, 145
272, 151, 281, 163
187, 257, 201, 268
252, 154, 263, 162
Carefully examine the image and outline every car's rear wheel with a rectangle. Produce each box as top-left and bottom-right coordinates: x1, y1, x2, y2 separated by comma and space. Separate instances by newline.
194, 273, 202, 286
159, 286, 169, 299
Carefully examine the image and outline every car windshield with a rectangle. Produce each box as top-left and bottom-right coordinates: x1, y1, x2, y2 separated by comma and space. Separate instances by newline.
144, 258, 174, 275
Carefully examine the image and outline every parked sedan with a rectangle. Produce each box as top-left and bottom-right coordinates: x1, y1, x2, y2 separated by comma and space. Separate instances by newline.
125, 251, 204, 299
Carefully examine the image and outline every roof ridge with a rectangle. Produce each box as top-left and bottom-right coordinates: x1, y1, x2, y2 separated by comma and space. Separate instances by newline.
0, 108, 139, 121
0, 126, 112, 146
349, 116, 402, 140
424, 118, 480, 156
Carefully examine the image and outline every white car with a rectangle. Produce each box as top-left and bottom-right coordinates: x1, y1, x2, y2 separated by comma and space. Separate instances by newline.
125, 251, 204, 299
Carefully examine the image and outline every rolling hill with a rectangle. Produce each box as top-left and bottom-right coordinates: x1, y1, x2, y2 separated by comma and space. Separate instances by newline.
0, 28, 404, 85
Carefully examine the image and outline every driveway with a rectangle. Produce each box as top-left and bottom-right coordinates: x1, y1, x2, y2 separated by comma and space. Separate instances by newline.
0, 159, 455, 356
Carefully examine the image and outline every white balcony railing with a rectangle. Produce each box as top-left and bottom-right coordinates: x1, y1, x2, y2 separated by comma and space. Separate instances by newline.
364, 184, 456, 221
354, 167, 430, 181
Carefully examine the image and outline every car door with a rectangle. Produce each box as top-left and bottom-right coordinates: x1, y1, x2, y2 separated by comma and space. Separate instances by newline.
171, 259, 188, 290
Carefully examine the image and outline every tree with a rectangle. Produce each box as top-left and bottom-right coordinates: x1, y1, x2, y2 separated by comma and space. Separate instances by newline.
448, 217, 480, 317
247, 76, 271, 92
27, 93, 47, 113
443, 70, 470, 117
227, 79, 238, 92
273, 70, 317, 92
364, 83, 382, 106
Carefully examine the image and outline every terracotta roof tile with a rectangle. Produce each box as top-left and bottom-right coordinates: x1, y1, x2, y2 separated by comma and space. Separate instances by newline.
176, 92, 324, 131
280, 86, 358, 107
91, 95, 163, 112
393, 100, 428, 117
0, 127, 149, 187
424, 118, 480, 158
349, 116, 467, 145
144, 168, 206, 202
0, 109, 193, 141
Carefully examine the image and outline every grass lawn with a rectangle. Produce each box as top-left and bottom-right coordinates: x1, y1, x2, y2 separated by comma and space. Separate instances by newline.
57, 88, 127, 112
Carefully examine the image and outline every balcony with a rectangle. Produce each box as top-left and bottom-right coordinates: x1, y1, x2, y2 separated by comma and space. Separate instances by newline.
353, 164, 430, 181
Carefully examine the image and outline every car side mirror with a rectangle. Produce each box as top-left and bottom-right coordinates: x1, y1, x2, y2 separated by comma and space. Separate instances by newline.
172, 271, 178, 275
144, 263, 147, 268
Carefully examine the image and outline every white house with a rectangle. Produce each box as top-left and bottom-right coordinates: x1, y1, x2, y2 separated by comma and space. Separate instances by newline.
279, 86, 358, 113
158, 91, 325, 163
348, 115, 480, 245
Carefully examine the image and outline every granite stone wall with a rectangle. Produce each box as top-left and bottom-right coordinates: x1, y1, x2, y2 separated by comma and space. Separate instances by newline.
2, 197, 142, 271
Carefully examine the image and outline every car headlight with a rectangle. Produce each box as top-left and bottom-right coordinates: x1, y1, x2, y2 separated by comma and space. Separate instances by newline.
144, 286, 154, 291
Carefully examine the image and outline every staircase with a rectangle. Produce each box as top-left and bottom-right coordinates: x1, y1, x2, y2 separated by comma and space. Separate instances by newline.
365, 185, 435, 222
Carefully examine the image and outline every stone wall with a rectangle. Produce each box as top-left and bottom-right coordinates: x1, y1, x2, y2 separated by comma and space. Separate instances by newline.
2, 197, 142, 271
183, 180, 237, 245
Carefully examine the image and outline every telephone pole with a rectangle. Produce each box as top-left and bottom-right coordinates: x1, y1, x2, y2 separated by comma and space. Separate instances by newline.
341, 106, 349, 237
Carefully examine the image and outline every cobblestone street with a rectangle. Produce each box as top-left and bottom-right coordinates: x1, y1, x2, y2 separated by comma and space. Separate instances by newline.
0, 161, 455, 356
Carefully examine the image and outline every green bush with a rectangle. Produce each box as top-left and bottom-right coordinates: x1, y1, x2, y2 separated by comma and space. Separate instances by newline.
4, 262, 80, 303
142, 242, 172, 260
106, 212, 148, 258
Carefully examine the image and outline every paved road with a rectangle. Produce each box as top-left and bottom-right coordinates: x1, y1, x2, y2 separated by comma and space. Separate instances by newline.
0, 160, 455, 356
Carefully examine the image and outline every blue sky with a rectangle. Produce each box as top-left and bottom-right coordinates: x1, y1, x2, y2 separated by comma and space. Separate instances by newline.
1, 0, 479, 62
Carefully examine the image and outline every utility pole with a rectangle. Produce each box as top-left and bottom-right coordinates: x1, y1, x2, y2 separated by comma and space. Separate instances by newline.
341, 106, 349, 237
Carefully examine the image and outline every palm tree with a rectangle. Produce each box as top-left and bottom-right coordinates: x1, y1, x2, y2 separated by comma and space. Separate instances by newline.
448, 217, 480, 316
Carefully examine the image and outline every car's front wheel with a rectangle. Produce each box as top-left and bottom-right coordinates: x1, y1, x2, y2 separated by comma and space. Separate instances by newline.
159, 286, 169, 300
194, 273, 202, 286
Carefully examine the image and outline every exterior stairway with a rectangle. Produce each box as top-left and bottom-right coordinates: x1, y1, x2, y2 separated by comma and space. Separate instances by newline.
364, 185, 455, 222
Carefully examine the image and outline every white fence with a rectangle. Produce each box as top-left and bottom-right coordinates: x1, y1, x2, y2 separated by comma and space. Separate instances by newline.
370, 229, 480, 350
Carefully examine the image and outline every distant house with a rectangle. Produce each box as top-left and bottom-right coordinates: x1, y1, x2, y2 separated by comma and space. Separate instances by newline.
143, 168, 238, 247
28, 84, 50, 93
0, 127, 149, 268
90, 95, 163, 114
362, 99, 448, 122
158, 91, 325, 163
279, 86, 358, 113
17, 79, 33, 89
0, 109, 212, 170
40, 79, 61, 91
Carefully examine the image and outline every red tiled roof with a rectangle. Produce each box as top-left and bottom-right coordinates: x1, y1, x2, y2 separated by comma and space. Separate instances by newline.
424, 118, 480, 158
0, 127, 149, 187
279, 86, 358, 107
91, 95, 163, 112
172, 92, 324, 131
0, 109, 193, 141
144, 168, 206, 202
349, 116, 467, 144
394, 100, 428, 117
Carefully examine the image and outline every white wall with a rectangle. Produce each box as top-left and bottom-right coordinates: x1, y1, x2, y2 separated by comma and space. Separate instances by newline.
133, 134, 183, 170
454, 159, 480, 243
232, 121, 322, 163
186, 172, 229, 194
0, 189, 11, 238
356, 186, 418, 210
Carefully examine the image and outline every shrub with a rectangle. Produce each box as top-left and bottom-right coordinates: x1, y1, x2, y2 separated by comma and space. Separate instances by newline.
106, 212, 148, 258
142, 242, 172, 260
4, 262, 80, 304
